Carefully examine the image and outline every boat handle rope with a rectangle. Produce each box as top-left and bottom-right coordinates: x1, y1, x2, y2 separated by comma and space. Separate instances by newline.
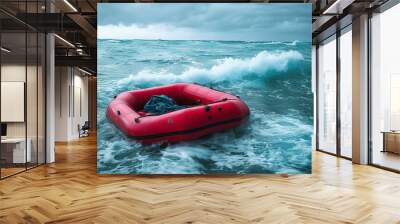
133, 98, 240, 123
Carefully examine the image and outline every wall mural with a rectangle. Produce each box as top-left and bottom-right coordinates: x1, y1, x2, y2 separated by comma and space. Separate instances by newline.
97, 3, 313, 174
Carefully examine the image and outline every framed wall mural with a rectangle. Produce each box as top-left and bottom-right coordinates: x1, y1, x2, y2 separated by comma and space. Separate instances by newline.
97, 3, 313, 174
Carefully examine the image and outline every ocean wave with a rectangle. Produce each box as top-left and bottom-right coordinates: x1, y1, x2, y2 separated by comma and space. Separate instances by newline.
286, 40, 299, 46
261, 41, 282, 45
136, 145, 214, 174
117, 50, 304, 87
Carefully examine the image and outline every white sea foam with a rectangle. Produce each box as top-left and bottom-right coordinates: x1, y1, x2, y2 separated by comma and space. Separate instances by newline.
136, 145, 214, 174
117, 50, 304, 87
261, 41, 282, 45
286, 40, 299, 46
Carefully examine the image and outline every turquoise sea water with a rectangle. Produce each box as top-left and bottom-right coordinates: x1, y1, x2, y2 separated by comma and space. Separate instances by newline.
97, 39, 313, 174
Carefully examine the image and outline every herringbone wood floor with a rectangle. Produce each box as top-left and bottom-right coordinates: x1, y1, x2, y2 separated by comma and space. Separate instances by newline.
1, 135, 400, 224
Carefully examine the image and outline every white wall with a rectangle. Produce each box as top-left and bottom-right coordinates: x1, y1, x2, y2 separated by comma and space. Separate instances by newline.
71, 73, 89, 138
55, 66, 69, 141
55, 67, 89, 141
1, 65, 26, 140
1, 63, 46, 164
1, 65, 42, 137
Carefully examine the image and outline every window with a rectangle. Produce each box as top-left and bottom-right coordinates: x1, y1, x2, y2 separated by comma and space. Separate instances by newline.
370, 3, 400, 171
339, 27, 352, 158
317, 35, 337, 154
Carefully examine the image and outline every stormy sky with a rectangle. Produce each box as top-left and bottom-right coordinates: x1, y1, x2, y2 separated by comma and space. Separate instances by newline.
98, 4, 311, 42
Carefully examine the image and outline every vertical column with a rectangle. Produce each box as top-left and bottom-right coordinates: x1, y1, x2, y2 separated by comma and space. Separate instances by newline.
352, 14, 369, 164
88, 76, 97, 132
46, 1, 55, 163
336, 29, 341, 156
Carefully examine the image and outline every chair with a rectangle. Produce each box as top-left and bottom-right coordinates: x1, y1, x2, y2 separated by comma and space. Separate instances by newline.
79, 121, 90, 138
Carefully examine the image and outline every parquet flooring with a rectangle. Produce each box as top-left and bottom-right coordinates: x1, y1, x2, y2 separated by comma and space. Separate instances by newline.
1, 135, 400, 223
0, 167, 26, 178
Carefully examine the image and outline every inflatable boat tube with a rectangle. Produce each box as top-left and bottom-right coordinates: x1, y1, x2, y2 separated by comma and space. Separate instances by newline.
106, 83, 250, 144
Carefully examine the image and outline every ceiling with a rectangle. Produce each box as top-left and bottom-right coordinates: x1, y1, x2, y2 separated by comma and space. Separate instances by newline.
1, 0, 98, 74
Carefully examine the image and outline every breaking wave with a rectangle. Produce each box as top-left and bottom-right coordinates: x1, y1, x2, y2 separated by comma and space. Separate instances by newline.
117, 50, 304, 87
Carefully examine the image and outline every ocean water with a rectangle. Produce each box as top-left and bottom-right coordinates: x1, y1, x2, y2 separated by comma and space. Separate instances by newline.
97, 39, 313, 174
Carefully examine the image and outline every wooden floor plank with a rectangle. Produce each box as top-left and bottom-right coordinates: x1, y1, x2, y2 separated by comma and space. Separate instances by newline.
0, 135, 400, 223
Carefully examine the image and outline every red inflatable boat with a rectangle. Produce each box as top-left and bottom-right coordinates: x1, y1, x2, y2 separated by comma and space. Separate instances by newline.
106, 83, 250, 144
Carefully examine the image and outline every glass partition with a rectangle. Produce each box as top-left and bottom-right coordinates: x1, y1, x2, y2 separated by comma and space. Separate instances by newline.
27, 30, 38, 169
1, 30, 28, 177
317, 35, 337, 154
339, 27, 352, 158
370, 4, 400, 171
38, 32, 45, 165
0, 1, 46, 179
